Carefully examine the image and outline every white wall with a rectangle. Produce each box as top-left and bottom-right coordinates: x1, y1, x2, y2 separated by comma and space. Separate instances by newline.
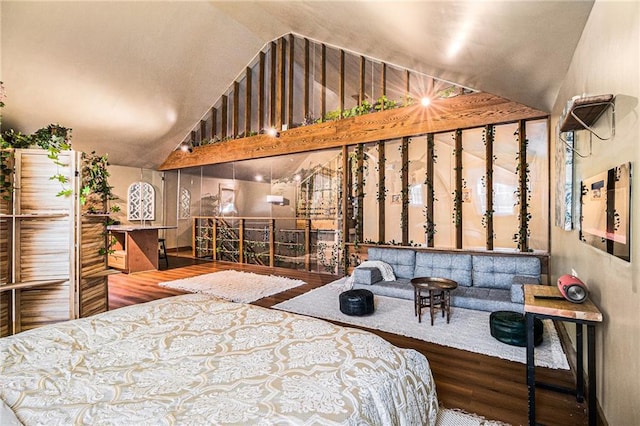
550, 2, 639, 424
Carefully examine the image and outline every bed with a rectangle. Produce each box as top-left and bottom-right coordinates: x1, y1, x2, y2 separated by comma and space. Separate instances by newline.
1, 294, 439, 425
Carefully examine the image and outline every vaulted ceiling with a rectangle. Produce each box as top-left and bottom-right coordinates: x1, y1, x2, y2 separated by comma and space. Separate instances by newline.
1, 1, 593, 169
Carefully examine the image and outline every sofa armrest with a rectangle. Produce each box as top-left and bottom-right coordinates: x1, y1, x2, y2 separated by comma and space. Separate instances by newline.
510, 284, 525, 303
353, 267, 383, 285
510, 276, 541, 303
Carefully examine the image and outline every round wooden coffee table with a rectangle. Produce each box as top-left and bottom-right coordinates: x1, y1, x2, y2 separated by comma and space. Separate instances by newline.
411, 277, 458, 325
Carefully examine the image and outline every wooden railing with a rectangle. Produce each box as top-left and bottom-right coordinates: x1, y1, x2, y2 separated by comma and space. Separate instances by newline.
192, 216, 340, 274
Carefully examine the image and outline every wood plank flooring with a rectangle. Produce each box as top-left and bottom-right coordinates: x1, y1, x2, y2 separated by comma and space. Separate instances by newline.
108, 258, 590, 425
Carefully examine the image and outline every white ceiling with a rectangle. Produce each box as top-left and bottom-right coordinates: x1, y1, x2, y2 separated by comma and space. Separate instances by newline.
1, 1, 593, 169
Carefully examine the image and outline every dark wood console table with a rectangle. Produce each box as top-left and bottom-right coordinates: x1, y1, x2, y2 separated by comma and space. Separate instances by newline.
524, 284, 603, 426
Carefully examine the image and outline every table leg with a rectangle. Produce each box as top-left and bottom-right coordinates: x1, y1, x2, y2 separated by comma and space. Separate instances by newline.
576, 323, 584, 403
443, 290, 449, 323
430, 290, 435, 326
526, 313, 536, 426
588, 324, 596, 426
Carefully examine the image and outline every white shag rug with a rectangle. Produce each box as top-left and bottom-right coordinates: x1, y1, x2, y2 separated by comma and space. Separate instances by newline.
159, 270, 306, 303
273, 280, 569, 369
437, 407, 510, 426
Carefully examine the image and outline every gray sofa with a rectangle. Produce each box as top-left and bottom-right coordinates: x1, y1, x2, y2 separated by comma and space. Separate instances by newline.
351, 247, 542, 313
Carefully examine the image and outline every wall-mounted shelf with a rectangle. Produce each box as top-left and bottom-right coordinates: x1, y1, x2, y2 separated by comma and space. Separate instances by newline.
558, 94, 615, 158
560, 94, 615, 135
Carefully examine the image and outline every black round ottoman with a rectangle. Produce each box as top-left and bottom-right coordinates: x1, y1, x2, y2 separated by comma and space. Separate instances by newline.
490, 311, 543, 347
339, 289, 374, 316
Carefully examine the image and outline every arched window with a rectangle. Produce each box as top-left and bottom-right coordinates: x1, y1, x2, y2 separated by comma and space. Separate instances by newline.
127, 182, 155, 221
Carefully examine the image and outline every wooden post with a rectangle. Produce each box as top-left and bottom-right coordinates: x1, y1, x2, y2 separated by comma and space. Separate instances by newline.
268, 219, 275, 267
238, 218, 244, 264
380, 63, 387, 106
377, 140, 385, 243
258, 51, 265, 131
341, 146, 349, 264
518, 120, 528, 252
220, 95, 228, 140
276, 37, 286, 130
245, 67, 252, 136
405, 70, 411, 104
212, 218, 218, 261
485, 125, 494, 250
359, 56, 366, 106
192, 218, 197, 258
401, 137, 409, 245
455, 130, 463, 249
304, 38, 310, 119
339, 49, 345, 117
287, 34, 295, 128
232, 81, 239, 138
426, 134, 435, 247
356, 144, 364, 243
321, 44, 326, 119
269, 41, 277, 127
211, 107, 217, 140
200, 120, 206, 144
304, 219, 311, 271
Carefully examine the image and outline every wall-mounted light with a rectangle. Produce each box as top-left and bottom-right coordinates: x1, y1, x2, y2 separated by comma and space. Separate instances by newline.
266, 127, 280, 138
255, 174, 264, 182
178, 140, 193, 153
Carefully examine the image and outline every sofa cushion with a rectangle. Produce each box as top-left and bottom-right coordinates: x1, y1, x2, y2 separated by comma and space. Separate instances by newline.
472, 256, 541, 290
413, 252, 472, 287
368, 248, 416, 279
352, 267, 382, 285
451, 286, 524, 313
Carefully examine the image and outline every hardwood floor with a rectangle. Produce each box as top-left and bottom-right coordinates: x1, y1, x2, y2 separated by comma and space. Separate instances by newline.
108, 258, 590, 425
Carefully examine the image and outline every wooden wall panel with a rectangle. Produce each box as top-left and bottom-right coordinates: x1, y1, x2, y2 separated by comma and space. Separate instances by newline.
18, 151, 73, 213
0, 292, 10, 337
79, 277, 107, 318
79, 217, 108, 317
17, 283, 71, 332
18, 219, 71, 281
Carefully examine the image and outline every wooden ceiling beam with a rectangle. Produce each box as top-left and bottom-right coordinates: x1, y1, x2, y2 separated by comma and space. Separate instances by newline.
159, 92, 548, 171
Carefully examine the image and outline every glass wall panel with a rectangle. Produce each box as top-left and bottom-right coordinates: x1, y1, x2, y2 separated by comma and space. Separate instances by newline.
462, 127, 486, 250
163, 170, 179, 253
433, 132, 455, 248
526, 119, 549, 251
408, 136, 428, 245
362, 143, 380, 243
384, 138, 403, 243
493, 123, 519, 250
178, 167, 203, 255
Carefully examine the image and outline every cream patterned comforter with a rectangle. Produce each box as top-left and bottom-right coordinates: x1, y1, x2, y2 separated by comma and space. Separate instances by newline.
1, 294, 438, 425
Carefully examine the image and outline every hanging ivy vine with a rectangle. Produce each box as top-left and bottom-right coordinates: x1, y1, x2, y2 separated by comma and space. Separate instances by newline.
451, 131, 463, 227
512, 127, 532, 251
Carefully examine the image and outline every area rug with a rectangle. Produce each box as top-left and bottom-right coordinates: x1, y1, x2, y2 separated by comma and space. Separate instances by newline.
437, 407, 509, 426
273, 280, 569, 369
159, 270, 306, 303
